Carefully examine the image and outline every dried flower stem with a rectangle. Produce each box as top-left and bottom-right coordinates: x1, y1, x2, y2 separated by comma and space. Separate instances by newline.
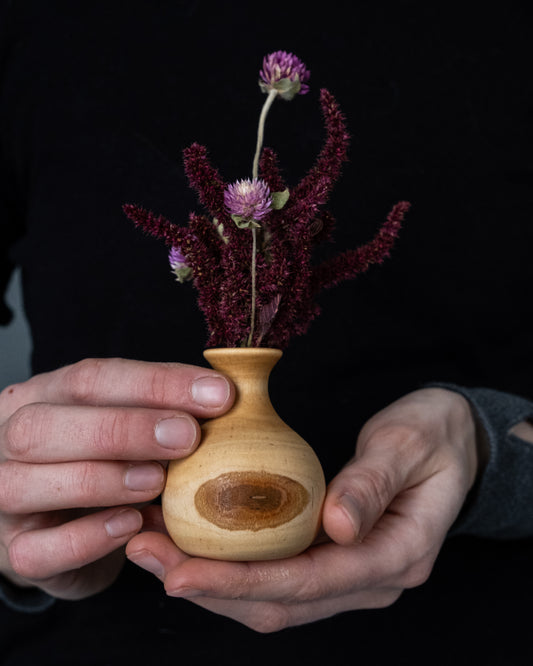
252, 89, 278, 180
246, 88, 278, 346
247, 229, 258, 346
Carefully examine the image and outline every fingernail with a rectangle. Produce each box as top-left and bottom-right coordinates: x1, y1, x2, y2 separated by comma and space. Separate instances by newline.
191, 376, 230, 408
155, 416, 197, 450
105, 509, 142, 538
338, 494, 361, 536
124, 463, 165, 491
128, 550, 165, 578
167, 586, 204, 598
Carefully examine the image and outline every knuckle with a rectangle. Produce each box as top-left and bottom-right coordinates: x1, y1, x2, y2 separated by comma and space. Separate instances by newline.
402, 556, 435, 589
0, 462, 24, 513
72, 461, 101, 501
221, 566, 254, 601
373, 422, 425, 452
247, 606, 291, 634
372, 589, 403, 609
10, 525, 93, 580
8, 533, 39, 580
390, 529, 437, 590
93, 410, 130, 457
63, 525, 87, 565
354, 465, 395, 514
146, 364, 176, 406
62, 358, 107, 404
286, 568, 324, 603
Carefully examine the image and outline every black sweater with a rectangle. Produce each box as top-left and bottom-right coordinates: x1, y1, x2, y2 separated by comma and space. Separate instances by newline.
1, 2, 533, 664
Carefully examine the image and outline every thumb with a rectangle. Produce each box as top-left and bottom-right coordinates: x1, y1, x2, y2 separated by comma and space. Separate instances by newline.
323, 448, 407, 546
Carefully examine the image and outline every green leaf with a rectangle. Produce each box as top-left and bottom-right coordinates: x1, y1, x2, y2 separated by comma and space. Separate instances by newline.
231, 214, 260, 229
270, 188, 290, 210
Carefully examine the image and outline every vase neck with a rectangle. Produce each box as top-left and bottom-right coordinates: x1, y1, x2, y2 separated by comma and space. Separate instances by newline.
203, 348, 282, 415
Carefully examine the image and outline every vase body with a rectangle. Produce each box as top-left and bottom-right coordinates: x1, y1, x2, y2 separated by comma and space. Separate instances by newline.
162, 348, 326, 560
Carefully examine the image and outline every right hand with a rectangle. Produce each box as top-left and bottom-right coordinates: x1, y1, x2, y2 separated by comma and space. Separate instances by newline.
0, 357, 234, 600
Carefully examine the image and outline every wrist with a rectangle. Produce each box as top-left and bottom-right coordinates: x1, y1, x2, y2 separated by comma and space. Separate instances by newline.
424, 387, 480, 491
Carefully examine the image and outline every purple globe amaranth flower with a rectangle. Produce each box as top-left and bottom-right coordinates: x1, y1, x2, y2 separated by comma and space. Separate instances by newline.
259, 50, 310, 99
168, 245, 193, 283
224, 178, 272, 228
168, 245, 187, 268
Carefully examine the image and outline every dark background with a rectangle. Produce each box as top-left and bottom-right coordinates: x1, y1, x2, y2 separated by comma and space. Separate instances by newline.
1, 1, 532, 664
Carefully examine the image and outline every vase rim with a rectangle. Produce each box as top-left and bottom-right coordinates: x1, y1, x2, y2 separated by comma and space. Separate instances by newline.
204, 347, 282, 357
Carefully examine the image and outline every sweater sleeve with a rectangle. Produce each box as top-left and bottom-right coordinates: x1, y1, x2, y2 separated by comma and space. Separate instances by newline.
435, 384, 533, 539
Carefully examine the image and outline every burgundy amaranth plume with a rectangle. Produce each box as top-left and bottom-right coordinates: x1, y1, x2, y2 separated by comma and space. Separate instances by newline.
124, 50, 410, 349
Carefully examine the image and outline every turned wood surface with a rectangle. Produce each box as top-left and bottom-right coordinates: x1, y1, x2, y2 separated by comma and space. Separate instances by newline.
162, 348, 326, 560
195, 470, 310, 531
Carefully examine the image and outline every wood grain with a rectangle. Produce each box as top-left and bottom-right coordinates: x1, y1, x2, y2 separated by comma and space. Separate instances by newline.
195, 470, 309, 531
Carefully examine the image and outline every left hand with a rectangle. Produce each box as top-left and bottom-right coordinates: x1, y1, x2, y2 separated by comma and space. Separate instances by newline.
126, 387, 479, 632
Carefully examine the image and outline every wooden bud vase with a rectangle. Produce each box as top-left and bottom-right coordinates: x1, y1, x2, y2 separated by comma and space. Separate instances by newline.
162, 347, 326, 560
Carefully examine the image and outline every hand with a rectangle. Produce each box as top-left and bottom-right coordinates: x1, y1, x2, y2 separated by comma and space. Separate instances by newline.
0, 358, 234, 600
126, 387, 479, 632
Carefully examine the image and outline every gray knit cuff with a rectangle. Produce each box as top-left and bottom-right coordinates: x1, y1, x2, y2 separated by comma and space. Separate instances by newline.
432, 384, 533, 539
0, 574, 55, 613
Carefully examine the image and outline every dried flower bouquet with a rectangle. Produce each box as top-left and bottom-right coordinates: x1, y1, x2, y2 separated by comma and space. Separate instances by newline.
124, 51, 410, 349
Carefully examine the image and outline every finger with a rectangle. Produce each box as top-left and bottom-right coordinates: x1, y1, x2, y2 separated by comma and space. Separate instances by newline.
127, 506, 439, 607
126, 531, 190, 581
7, 507, 143, 581
0, 460, 166, 513
1, 404, 201, 463
323, 444, 409, 545
38, 548, 127, 601
189, 586, 402, 633
160, 541, 404, 604
159, 486, 448, 606
0, 358, 234, 418
127, 527, 395, 633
